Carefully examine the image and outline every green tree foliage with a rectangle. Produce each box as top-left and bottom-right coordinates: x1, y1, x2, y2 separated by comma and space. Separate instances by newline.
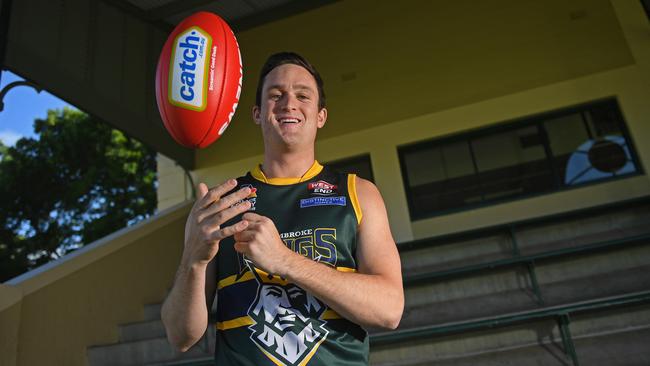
0, 108, 157, 282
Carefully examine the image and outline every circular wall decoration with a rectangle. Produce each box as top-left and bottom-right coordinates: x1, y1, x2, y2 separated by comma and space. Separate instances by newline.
564, 135, 634, 185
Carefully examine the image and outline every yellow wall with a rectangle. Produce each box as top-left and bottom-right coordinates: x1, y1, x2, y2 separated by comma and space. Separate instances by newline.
157, 154, 192, 210
182, 0, 650, 242
0, 203, 191, 366
0, 285, 22, 366
196, 0, 635, 167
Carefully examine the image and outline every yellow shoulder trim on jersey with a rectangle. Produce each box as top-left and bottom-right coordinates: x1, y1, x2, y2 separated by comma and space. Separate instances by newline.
215, 316, 254, 330
250, 161, 323, 185
348, 174, 362, 225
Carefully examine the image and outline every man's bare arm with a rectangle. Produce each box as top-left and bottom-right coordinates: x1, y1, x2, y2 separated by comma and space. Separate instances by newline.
161, 181, 252, 351
234, 177, 404, 329
161, 258, 213, 352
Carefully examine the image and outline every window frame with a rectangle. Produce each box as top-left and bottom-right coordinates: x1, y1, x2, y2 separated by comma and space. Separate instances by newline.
398, 97, 643, 221
325, 153, 375, 183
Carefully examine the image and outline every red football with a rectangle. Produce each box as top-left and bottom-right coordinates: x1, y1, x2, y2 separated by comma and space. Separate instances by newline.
155, 12, 242, 148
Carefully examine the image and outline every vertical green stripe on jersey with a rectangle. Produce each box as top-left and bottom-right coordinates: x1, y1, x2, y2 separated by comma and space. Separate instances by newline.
214, 162, 369, 365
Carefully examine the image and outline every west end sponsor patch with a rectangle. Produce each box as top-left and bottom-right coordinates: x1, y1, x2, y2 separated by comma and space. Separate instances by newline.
307, 180, 337, 196
168, 26, 212, 111
300, 196, 346, 208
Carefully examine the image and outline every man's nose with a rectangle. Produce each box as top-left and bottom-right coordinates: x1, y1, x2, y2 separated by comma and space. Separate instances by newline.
279, 94, 297, 111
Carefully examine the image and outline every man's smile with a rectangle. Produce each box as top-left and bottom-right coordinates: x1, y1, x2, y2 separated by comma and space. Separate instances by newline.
277, 117, 302, 124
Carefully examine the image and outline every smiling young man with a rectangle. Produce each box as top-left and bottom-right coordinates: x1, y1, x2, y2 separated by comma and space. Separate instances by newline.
161, 52, 404, 365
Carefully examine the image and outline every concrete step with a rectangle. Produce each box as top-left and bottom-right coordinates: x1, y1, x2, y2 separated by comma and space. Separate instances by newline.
400, 231, 514, 277
515, 205, 650, 251
373, 326, 650, 366
370, 303, 650, 365
119, 319, 166, 343
398, 265, 650, 332
400, 205, 650, 278
87, 327, 215, 366
399, 244, 650, 331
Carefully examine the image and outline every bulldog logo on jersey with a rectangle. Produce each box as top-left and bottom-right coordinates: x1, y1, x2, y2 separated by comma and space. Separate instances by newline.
246, 261, 329, 366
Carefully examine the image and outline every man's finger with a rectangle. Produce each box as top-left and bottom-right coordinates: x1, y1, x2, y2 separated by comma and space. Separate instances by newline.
197, 179, 238, 210
202, 200, 251, 229
209, 220, 249, 242
197, 186, 252, 222
233, 227, 255, 242
190, 182, 210, 211
198, 183, 209, 198
241, 212, 263, 222
233, 241, 248, 254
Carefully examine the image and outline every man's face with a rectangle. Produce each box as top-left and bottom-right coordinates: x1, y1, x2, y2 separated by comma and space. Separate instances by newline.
253, 64, 327, 151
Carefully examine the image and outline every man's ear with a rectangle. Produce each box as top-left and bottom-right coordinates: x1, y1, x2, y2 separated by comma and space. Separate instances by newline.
317, 108, 327, 129
252, 105, 261, 125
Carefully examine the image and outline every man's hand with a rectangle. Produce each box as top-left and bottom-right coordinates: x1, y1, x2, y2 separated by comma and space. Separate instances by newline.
183, 179, 253, 266
233, 212, 294, 275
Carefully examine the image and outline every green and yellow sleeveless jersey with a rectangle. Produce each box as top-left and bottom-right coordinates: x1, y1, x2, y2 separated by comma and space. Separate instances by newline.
214, 161, 369, 365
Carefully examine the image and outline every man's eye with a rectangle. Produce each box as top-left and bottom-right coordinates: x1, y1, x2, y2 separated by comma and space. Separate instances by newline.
297, 94, 309, 100
270, 94, 281, 100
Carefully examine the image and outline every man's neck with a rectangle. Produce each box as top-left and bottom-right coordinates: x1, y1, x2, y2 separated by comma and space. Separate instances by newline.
261, 149, 317, 179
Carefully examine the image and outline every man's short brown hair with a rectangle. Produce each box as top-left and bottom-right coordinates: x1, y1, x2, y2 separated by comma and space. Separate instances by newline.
255, 52, 326, 110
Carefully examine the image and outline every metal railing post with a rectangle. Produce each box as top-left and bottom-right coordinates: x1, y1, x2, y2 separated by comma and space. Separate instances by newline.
558, 313, 580, 366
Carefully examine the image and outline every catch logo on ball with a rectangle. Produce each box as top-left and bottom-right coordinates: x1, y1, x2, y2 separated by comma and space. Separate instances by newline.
156, 12, 242, 148
169, 27, 212, 111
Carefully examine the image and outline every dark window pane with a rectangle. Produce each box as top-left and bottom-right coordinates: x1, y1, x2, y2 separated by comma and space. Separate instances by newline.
327, 155, 374, 182
544, 113, 590, 183
471, 125, 555, 201
587, 102, 623, 137
403, 141, 479, 215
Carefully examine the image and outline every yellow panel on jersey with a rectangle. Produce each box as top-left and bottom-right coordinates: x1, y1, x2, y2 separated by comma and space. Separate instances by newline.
348, 174, 363, 225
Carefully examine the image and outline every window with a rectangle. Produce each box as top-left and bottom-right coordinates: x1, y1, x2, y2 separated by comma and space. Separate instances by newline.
399, 99, 641, 220
326, 154, 374, 182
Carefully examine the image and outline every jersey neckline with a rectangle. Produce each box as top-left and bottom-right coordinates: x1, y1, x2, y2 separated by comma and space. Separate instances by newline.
250, 160, 324, 185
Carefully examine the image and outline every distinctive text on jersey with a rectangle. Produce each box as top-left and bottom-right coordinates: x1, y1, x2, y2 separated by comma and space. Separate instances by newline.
300, 196, 346, 208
